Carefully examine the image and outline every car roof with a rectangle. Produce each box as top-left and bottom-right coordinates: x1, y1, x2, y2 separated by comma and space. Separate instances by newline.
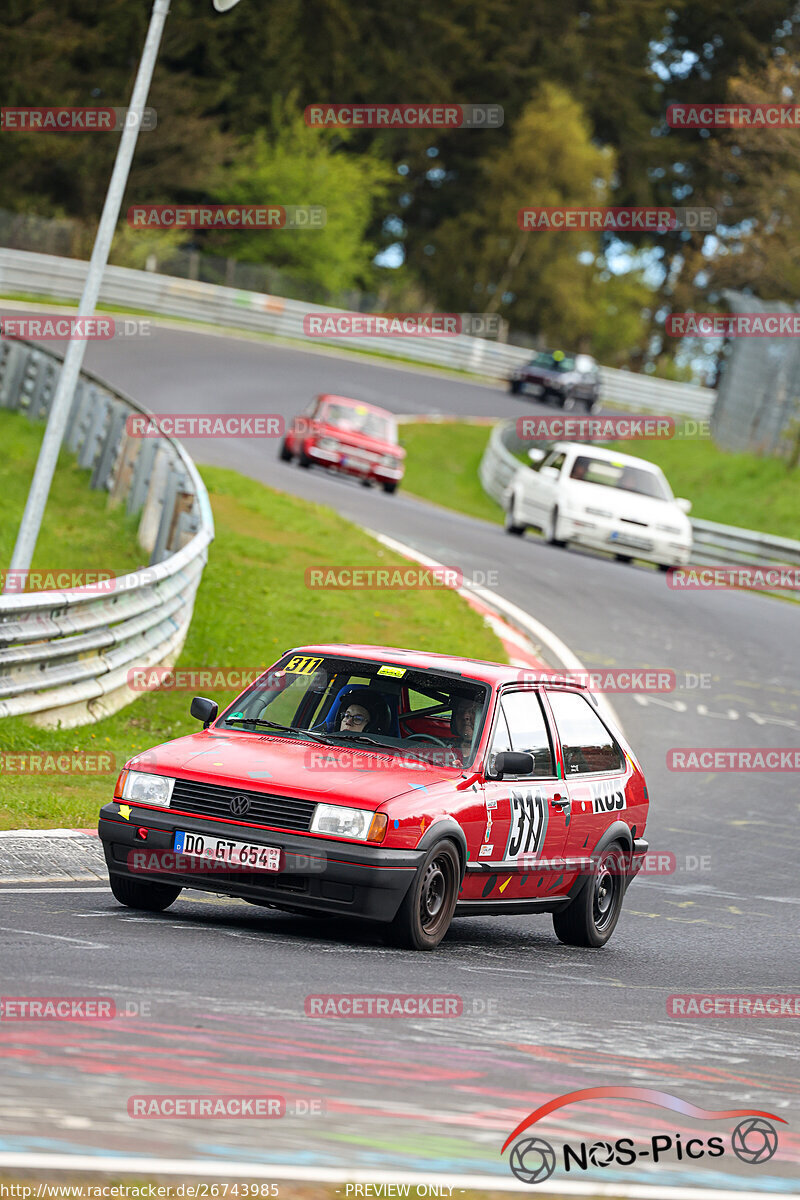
550, 442, 666, 471
317, 394, 395, 419
283, 643, 587, 689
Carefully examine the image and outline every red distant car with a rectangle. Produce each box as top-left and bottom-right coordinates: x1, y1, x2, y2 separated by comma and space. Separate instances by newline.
280, 394, 406, 494
99, 645, 650, 950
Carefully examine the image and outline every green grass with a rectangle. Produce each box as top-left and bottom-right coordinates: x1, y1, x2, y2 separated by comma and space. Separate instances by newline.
0, 457, 504, 830
400, 419, 800, 540
0, 411, 144, 577
401, 421, 503, 524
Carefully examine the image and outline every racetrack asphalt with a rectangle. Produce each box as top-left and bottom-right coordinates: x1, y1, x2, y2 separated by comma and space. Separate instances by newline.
1, 318, 798, 1191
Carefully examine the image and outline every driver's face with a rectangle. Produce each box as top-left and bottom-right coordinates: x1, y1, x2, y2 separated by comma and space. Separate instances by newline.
341, 704, 369, 730
454, 701, 476, 738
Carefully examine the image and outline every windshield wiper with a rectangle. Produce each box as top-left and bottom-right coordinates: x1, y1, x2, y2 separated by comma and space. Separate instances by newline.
318, 730, 389, 748
224, 717, 327, 742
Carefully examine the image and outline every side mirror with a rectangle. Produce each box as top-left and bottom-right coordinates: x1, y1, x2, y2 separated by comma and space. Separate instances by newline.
527, 448, 546, 466
676, 498, 692, 514
190, 696, 218, 728
486, 750, 534, 780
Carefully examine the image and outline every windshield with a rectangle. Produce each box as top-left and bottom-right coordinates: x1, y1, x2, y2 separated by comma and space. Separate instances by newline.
321, 403, 397, 443
569, 455, 672, 500
219, 653, 489, 769
531, 351, 576, 372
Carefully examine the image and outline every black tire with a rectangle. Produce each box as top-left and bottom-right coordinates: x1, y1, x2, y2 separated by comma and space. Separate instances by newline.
542, 388, 558, 406
657, 563, 671, 573
615, 553, 633, 563
298, 448, 312, 468
585, 397, 597, 412
279, 440, 293, 462
388, 840, 461, 950
504, 498, 526, 536
545, 506, 566, 548
382, 481, 398, 494
109, 873, 181, 913
509, 379, 522, 394
552, 843, 627, 947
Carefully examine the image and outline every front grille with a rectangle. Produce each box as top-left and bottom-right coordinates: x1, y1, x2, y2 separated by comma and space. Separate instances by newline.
170, 779, 316, 832
621, 517, 648, 527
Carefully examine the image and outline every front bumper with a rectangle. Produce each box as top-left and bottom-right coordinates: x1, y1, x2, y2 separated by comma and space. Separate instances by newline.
554, 513, 691, 566
98, 804, 420, 922
305, 442, 403, 485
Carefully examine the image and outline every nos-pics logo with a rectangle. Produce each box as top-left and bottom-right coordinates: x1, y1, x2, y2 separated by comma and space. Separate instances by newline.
502, 1087, 784, 1185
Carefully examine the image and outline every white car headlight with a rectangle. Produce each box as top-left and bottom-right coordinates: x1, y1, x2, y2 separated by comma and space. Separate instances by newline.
121, 771, 175, 808
310, 804, 374, 840
316, 437, 339, 451
381, 454, 400, 467
655, 524, 682, 534
585, 507, 613, 518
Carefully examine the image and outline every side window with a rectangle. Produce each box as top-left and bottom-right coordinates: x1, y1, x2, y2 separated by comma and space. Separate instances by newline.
544, 452, 566, 474
546, 690, 624, 774
489, 705, 512, 755
496, 691, 554, 776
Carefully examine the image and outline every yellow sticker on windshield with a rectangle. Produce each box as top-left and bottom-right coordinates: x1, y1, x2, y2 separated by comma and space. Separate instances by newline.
285, 655, 323, 675
356, 405, 368, 414
377, 665, 406, 678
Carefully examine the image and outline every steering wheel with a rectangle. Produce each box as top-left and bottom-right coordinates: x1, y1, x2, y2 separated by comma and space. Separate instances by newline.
405, 733, 449, 748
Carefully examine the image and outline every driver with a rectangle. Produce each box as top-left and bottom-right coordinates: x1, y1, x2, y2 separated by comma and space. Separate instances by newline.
335, 690, 391, 735
450, 696, 479, 757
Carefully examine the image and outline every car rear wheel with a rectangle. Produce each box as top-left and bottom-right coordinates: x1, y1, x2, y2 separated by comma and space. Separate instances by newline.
109, 873, 181, 912
382, 482, 398, 494
279, 440, 293, 462
552, 843, 626, 947
388, 840, 460, 950
545, 506, 566, 547
504, 497, 526, 536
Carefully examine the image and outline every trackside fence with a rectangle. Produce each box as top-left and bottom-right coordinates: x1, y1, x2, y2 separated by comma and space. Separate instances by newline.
0, 336, 214, 727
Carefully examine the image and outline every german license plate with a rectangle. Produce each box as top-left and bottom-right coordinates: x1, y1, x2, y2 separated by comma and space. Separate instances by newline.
173, 830, 280, 872
608, 532, 652, 551
342, 456, 369, 470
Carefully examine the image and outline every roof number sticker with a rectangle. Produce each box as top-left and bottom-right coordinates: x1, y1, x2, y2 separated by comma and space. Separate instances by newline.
285, 655, 324, 674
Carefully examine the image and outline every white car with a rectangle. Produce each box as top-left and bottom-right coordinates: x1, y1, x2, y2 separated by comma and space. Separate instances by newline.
503, 442, 693, 569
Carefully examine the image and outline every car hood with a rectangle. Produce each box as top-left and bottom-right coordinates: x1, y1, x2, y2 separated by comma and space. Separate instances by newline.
564, 481, 690, 529
126, 730, 456, 809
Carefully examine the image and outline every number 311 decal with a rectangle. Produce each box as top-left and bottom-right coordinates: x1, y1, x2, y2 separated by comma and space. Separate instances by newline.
505, 789, 548, 860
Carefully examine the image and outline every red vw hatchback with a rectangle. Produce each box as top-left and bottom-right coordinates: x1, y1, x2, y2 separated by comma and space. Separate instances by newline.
99, 646, 650, 950
280, 394, 406, 493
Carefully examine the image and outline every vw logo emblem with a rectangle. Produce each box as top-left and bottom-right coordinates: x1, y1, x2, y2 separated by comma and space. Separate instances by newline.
508, 1136, 556, 1184
229, 794, 251, 816
731, 1117, 779, 1165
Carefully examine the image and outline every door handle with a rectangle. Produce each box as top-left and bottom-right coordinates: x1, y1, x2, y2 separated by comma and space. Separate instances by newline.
550, 793, 569, 811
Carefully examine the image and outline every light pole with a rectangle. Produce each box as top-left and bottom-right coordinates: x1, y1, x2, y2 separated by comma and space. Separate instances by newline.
4, 0, 243, 590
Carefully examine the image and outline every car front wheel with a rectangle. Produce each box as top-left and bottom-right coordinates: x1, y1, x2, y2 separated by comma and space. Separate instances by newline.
509, 379, 522, 394
545, 506, 567, 547
388, 840, 461, 950
279, 440, 293, 462
552, 843, 626, 947
504, 497, 526, 536
109, 873, 182, 912
382, 481, 398, 494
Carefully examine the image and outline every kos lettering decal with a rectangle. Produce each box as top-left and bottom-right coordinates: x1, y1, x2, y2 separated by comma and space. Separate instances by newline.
591, 782, 626, 813
505, 788, 548, 861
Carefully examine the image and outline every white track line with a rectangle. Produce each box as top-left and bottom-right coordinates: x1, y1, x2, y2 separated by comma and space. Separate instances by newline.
370, 530, 623, 733
0, 1155, 791, 1199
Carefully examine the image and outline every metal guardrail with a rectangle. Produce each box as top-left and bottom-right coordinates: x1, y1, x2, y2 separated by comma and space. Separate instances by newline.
479, 421, 800, 586
0, 336, 214, 727
0, 247, 715, 419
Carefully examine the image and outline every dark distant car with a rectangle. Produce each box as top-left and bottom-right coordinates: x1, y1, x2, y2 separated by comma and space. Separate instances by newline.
509, 351, 600, 411
280, 394, 405, 494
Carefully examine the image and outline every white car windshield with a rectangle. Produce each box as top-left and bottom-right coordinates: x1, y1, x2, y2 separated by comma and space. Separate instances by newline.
569, 455, 672, 501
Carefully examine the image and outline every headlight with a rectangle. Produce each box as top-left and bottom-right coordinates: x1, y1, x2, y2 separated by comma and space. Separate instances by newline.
310, 804, 383, 841
121, 771, 175, 808
655, 524, 682, 534
381, 454, 400, 468
316, 437, 339, 452
586, 507, 612, 518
